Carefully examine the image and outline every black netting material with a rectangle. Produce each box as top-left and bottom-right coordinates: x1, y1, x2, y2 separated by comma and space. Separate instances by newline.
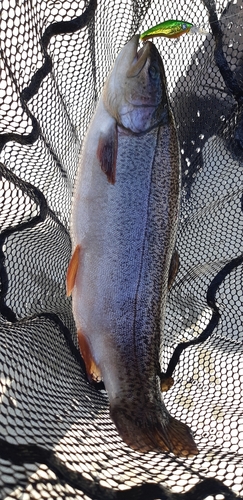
0, 0, 243, 498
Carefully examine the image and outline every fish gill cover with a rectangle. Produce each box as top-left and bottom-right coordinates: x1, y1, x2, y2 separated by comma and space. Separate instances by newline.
0, 0, 243, 499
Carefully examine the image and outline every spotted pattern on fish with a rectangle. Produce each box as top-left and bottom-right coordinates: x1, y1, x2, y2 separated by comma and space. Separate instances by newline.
67, 35, 198, 456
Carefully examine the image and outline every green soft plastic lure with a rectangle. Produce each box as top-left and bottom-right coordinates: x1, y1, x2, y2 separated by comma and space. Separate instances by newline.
140, 19, 208, 41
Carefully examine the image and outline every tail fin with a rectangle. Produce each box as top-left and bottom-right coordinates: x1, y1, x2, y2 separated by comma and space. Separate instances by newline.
110, 404, 198, 457
165, 415, 198, 456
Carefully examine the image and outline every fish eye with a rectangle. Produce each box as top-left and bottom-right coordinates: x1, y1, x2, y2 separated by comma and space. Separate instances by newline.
149, 64, 159, 80
181, 23, 187, 30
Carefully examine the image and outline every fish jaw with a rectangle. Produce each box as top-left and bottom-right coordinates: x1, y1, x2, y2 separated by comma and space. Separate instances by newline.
103, 35, 168, 133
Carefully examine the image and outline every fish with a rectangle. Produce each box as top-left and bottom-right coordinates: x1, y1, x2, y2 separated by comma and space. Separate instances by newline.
66, 35, 198, 457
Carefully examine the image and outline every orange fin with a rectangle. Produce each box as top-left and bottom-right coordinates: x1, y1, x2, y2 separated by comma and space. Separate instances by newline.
77, 329, 102, 383
66, 244, 81, 296
160, 375, 174, 392
165, 416, 199, 457
97, 122, 117, 184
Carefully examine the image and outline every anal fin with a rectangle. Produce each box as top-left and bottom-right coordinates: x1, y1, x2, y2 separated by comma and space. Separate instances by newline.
66, 244, 81, 296
78, 329, 102, 383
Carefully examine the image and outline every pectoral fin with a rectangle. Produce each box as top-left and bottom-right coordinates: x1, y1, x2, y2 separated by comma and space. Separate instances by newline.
97, 120, 118, 184
66, 244, 81, 296
77, 329, 102, 383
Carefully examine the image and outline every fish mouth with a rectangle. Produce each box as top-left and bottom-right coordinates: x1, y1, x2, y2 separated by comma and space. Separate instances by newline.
116, 35, 165, 131
126, 36, 153, 78
124, 36, 162, 111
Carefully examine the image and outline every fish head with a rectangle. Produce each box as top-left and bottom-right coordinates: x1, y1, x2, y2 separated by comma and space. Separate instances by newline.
103, 35, 169, 133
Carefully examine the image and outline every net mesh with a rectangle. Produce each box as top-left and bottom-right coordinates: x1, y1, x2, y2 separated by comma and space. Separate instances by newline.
0, 0, 243, 498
